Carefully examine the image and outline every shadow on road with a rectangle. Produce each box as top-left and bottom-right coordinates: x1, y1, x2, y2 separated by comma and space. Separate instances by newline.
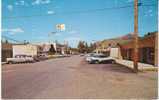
80, 59, 134, 74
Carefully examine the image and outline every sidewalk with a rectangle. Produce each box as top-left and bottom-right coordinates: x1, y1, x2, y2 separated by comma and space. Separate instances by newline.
115, 59, 158, 71
2, 62, 7, 65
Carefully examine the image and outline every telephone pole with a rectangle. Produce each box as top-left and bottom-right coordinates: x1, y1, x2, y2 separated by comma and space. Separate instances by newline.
133, 0, 139, 72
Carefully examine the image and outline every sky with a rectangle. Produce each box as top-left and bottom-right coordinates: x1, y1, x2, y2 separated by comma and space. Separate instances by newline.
2, 0, 158, 47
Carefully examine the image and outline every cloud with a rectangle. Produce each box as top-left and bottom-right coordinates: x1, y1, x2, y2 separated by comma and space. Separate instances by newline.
69, 30, 78, 34
126, 0, 133, 3
54, 33, 61, 36
32, 0, 51, 5
148, 9, 152, 13
47, 10, 55, 14
65, 37, 81, 41
37, 36, 47, 39
15, 2, 19, 5
144, 9, 153, 17
20, 0, 25, 5
144, 13, 153, 17
149, 14, 153, 16
7, 5, 13, 11
15, 0, 27, 6
2, 28, 24, 35
54, 6, 60, 9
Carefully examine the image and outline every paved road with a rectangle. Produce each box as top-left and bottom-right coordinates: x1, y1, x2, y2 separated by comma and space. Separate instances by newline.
2, 55, 157, 99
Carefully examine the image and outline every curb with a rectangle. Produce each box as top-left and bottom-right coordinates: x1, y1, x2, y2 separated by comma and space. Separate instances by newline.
2, 62, 7, 65
115, 62, 136, 72
141, 68, 158, 72
115, 61, 158, 72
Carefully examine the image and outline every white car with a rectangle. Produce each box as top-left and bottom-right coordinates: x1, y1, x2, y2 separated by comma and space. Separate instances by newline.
86, 54, 116, 64
85, 53, 99, 62
79, 53, 85, 56
7, 55, 35, 64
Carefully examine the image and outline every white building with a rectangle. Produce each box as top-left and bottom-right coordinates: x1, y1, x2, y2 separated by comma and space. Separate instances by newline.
33, 42, 70, 55
13, 44, 38, 57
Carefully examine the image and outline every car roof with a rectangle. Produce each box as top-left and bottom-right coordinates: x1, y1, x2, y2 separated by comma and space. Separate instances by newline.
93, 54, 107, 57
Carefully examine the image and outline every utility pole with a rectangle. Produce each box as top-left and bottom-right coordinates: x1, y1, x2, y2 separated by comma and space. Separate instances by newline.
133, 0, 139, 72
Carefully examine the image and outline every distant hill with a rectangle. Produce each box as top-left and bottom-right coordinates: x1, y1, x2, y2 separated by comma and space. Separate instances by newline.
119, 33, 134, 40
96, 31, 158, 49
97, 33, 134, 48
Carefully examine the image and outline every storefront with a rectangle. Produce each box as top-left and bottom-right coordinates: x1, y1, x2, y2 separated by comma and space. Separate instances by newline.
120, 32, 157, 65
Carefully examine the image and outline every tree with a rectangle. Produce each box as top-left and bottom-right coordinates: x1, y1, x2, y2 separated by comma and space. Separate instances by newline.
85, 42, 89, 53
5, 40, 8, 44
89, 43, 96, 52
49, 44, 56, 55
77, 41, 85, 53
77, 41, 98, 53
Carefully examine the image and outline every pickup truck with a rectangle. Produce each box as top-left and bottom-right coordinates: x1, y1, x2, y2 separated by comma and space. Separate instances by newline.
7, 55, 35, 64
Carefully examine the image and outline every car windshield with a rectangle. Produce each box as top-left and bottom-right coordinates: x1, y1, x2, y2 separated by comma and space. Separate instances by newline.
89, 54, 95, 56
88, 53, 97, 56
93, 54, 108, 58
27, 55, 32, 57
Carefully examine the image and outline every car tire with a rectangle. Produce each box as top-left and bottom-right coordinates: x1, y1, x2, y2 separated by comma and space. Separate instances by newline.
31, 61, 35, 63
111, 60, 115, 64
8, 61, 13, 64
88, 61, 92, 64
94, 60, 99, 64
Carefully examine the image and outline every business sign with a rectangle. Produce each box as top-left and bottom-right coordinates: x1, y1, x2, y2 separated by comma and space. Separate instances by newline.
56, 24, 65, 31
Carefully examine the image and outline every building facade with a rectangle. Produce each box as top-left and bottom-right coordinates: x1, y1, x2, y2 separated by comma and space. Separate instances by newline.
119, 32, 157, 65
93, 31, 158, 66
2, 43, 13, 62
37, 42, 70, 55
13, 44, 38, 57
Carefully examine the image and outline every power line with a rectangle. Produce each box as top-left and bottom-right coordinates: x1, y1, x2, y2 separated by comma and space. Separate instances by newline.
2, 4, 156, 19
2, 35, 24, 43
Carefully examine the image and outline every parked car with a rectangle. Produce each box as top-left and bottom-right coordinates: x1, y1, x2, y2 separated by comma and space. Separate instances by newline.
37, 54, 48, 60
7, 55, 35, 64
25, 55, 35, 63
85, 53, 99, 61
80, 53, 85, 56
52, 54, 64, 58
85, 53, 97, 57
86, 54, 115, 64
63, 54, 71, 57
33, 56, 40, 62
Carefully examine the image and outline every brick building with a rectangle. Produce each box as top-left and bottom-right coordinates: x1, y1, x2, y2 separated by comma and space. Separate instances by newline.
2, 43, 13, 62
119, 32, 158, 65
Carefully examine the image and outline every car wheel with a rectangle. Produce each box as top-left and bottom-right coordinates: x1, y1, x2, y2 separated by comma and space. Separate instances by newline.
88, 61, 92, 64
111, 60, 115, 64
8, 61, 13, 64
89, 61, 94, 64
94, 60, 99, 64
31, 61, 35, 63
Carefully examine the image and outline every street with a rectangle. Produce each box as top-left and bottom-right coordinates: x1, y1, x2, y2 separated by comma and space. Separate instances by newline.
2, 55, 157, 99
